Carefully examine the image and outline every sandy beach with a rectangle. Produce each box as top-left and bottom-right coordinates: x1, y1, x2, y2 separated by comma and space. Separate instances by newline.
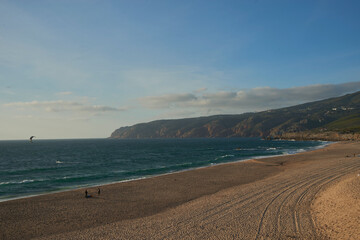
1, 141, 360, 240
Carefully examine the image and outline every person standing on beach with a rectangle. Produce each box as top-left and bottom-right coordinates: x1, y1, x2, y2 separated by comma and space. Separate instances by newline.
98, 188, 101, 195
85, 190, 88, 198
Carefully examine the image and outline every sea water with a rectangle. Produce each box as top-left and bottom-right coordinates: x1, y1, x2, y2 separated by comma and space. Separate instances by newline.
0, 138, 328, 201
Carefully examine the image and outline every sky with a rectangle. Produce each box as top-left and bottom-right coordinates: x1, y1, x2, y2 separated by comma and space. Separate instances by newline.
1, 0, 360, 140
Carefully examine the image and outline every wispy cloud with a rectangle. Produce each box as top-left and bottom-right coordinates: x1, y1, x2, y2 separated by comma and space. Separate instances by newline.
3, 100, 126, 114
56, 91, 73, 96
139, 93, 197, 108
138, 82, 360, 114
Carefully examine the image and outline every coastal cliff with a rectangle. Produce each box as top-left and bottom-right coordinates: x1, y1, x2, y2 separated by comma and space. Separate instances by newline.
111, 91, 360, 141
274, 131, 360, 141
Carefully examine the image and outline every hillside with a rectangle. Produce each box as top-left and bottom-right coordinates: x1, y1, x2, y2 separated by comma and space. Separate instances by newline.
110, 91, 360, 140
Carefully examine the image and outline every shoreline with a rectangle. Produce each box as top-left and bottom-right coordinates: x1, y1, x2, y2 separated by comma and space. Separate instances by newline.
0, 140, 331, 203
2, 141, 358, 239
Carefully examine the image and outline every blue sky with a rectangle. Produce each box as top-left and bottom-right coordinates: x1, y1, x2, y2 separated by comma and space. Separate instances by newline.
1, 0, 360, 139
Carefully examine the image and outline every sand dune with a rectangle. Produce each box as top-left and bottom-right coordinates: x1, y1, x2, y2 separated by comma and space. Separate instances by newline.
1, 142, 359, 239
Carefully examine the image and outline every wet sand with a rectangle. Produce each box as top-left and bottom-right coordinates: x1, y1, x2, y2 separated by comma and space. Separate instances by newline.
1, 141, 359, 239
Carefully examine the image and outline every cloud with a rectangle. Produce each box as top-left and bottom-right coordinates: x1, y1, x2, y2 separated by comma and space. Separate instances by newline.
139, 93, 198, 108
3, 100, 126, 114
194, 87, 208, 93
137, 81, 360, 114
57, 91, 73, 96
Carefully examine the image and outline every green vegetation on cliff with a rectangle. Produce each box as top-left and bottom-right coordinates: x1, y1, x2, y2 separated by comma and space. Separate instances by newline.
110, 91, 360, 140
325, 113, 360, 133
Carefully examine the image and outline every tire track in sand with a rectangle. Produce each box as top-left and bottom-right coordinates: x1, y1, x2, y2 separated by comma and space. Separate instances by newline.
156, 158, 360, 239
255, 160, 360, 240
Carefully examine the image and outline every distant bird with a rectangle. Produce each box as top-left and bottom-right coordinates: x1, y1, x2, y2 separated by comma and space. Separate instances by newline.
30, 136, 35, 142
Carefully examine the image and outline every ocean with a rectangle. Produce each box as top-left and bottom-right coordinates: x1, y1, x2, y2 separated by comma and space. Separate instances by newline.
0, 138, 328, 202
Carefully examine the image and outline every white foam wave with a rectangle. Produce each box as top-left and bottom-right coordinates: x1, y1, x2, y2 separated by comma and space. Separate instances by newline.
267, 147, 277, 151
20, 179, 34, 183
0, 179, 35, 185
215, 154, 235, 160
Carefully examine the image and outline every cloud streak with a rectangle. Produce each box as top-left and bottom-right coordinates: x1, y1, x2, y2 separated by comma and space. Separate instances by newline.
3, 100, 126, 114
138, 82, 360, 114
56, 91, 73, 96
139, 93, 197, 108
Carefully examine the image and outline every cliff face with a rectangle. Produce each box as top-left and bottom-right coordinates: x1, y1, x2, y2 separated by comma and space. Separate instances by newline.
275, 131, 360, 141
110, 91, 360, 140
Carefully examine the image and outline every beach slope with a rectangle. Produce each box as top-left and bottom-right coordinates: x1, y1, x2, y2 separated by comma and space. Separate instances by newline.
312, 172, 360, 239
1, 142, 359, 239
